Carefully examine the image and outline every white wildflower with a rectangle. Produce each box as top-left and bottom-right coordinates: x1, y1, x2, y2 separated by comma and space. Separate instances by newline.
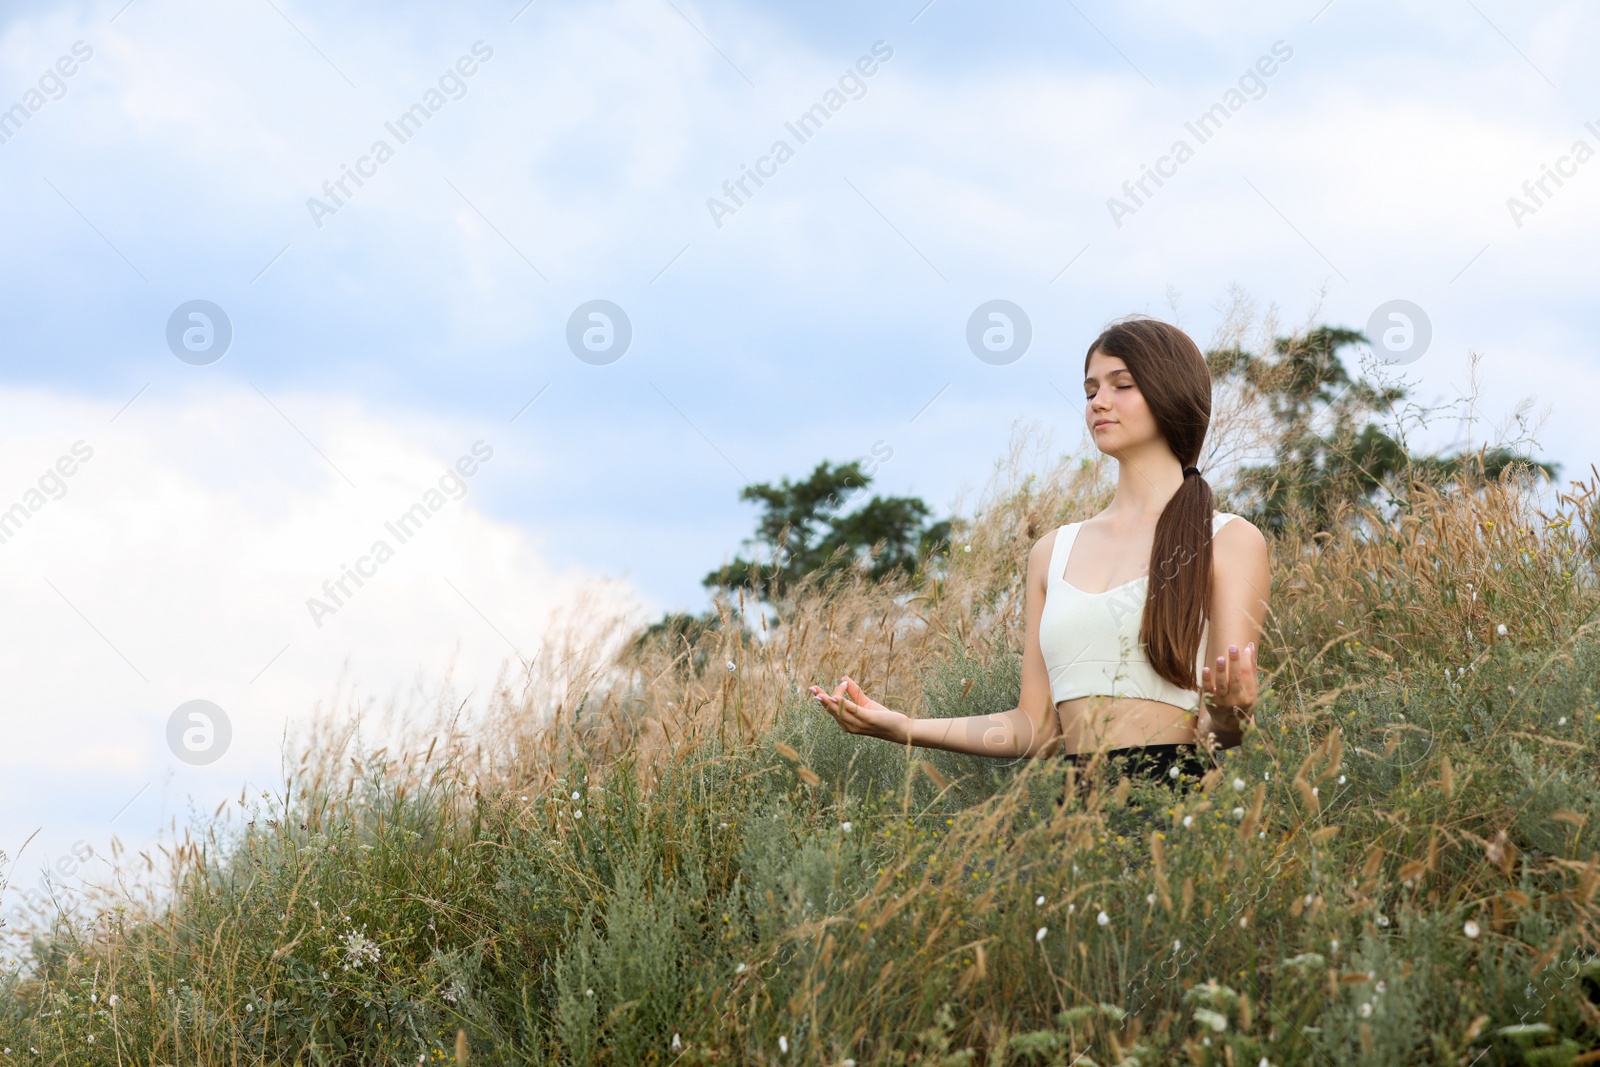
841, 822, 852, 833
341, 927, 381, 970
1464, 920, 1481, 939
1036, 895, 1045, 906
1232, 778, 1245, 791
1036, 927, 1049, 942
1359, 1002, 1372, 1018
1096, 911, 1109, 927
778, 1035, 789, 1053
1496, 624, 1507, 636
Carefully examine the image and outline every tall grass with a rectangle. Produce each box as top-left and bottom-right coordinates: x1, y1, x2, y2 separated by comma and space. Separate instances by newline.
3, 432, 1600, 1065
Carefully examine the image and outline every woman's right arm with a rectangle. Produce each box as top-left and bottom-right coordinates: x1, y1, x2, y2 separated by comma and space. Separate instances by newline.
813, 531, 1062, 759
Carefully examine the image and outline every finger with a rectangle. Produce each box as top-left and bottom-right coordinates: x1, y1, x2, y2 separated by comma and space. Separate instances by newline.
844, 677, 866, 702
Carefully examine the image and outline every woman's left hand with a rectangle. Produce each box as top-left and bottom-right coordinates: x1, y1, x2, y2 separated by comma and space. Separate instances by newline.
1200, 642, 1257, 737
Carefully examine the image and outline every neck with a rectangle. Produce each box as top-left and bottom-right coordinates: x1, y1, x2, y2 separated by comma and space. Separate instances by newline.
1107, 442, 1185, 521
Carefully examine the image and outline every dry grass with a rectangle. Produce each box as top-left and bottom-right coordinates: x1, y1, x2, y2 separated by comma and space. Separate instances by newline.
4, 424, 1600, 1065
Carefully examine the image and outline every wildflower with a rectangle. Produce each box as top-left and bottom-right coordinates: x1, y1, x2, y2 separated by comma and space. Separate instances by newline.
1376, 914, 1390, 927
107, 995, 118, 1008
1359, 1002, 1372, 1018
341, 927, 381, 970
841, 821, 852, 833
246, 1003, 254, 1013
1496, 624, 1507, 636
1464, 920, 1480, 939
1337, 775, 1346, 784
720, 822, 728, 828
672, 1034, 682, 1051
1330, 939, 1339, 954
1068, 903, 1075, 914
1375, 981, 1386, 994
735, 963, 746, 973
575, 810, 583, 819
1096, 910, 1109, 927
1182, 815, 1194, 828
1036, 895, 1046, 906
1036, 927, 1049, 942
963, 544, 971, 552
1147, 893, 1157, 905
1239, 916, 1248, 928
1194, 1007, 1228, 1032
1169, 765, 1181, 780
1232, 807, 1245, 820
1173, 939, 1182, 951
1232, 777, 1245, 791
778, 1035, 790, 1053
586, 988, 594, 997
1558, 717, 1567, 726
571, 791, 579, 800
726, 661, 736, 672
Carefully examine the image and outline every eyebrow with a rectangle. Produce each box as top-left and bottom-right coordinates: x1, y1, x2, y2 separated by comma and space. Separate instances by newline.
1083, 367, 1132, 387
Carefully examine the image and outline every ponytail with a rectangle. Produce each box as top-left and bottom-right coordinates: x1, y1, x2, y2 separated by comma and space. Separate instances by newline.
1084, 318, 1214, 691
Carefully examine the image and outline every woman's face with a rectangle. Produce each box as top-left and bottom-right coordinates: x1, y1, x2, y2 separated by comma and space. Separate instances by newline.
1084, 349, 1162, 456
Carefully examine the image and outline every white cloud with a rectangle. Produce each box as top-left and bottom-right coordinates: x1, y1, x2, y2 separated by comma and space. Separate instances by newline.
0, 381, 643, 917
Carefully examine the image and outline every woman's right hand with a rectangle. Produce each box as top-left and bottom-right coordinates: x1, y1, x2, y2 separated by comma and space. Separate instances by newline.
811, 676, 911, 744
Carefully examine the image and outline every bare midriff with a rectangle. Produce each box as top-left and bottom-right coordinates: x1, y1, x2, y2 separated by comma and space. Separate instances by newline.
1054, 695, 1199, 756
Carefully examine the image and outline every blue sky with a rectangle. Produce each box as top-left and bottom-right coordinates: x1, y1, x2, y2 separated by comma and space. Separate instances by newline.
3, 0, 1599, 937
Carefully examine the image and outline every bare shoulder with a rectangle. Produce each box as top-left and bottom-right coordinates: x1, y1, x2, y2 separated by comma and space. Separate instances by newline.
1214, 514, 1269, 571
1026, 525, 1063, 582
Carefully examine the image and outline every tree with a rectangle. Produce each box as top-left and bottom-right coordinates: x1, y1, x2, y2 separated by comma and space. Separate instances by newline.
1209, 325, 1557, 531
702, 459, 951, 600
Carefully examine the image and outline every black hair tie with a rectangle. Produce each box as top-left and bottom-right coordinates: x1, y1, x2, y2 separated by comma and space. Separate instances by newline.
1182, 466, 1201, 479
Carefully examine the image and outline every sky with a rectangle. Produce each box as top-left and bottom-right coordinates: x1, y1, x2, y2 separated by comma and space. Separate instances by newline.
2, 0, 1598, 940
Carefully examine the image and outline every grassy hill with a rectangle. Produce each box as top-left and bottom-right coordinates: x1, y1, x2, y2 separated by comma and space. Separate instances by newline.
4, 445, 1600, 1065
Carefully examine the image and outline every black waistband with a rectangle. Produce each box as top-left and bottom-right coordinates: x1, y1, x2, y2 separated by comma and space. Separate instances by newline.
1060, 743, 1210, 783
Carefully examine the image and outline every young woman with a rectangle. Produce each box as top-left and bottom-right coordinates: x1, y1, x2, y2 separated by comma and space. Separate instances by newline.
811, 317, 1271, 792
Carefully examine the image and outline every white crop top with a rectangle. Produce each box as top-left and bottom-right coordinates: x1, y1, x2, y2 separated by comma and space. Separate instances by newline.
1038, 513, 1240, 711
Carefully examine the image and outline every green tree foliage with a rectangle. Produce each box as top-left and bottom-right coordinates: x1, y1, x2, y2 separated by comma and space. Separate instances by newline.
702, 459, 950, 599
1210, 325, 1557, 531
630, 459, 950, 662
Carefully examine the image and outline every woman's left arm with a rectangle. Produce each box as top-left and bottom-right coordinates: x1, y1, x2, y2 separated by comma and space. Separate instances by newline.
1197, 517, 1272, 749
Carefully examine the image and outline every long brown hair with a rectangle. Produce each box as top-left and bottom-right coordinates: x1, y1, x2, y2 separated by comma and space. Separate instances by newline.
1084, 317, 1214, 691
